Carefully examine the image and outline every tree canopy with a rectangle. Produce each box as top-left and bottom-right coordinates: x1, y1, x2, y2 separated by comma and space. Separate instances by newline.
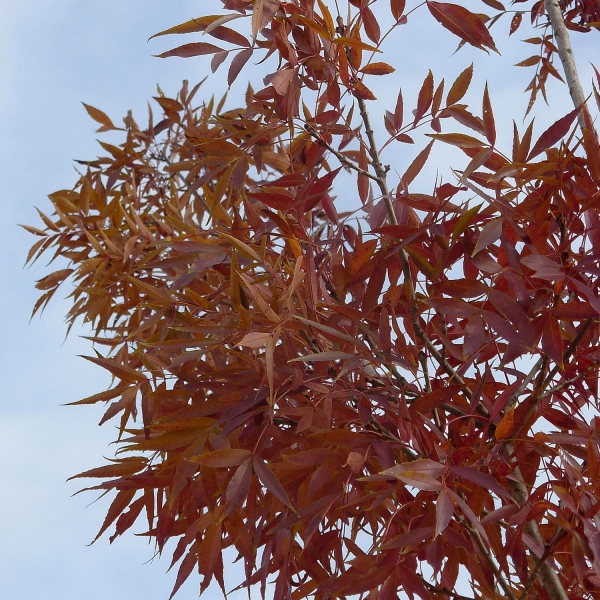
25, 0, 600, 598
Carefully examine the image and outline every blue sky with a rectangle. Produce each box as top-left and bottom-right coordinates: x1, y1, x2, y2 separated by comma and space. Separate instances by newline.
1, 1, 597, 598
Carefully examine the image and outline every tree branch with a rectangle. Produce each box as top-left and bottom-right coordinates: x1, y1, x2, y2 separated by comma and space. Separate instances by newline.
545, 0, 599, 140
303, 124, 381, 183
355, 97, 477, 405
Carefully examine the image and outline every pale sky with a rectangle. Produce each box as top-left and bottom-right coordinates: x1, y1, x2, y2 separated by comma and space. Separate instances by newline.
1, 1, 597, 598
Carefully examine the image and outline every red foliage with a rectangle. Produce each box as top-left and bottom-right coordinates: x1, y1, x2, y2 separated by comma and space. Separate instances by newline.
25, 0, 600, 598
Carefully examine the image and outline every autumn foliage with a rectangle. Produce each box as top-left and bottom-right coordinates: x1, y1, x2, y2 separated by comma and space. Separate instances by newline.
25, 0, 600, 598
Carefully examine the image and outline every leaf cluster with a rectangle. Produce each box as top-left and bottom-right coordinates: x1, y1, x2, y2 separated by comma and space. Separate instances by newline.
25, 0, 600, 598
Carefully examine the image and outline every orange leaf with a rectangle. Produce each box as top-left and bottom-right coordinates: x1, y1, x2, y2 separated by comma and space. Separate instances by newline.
149, 15, 223, 40
351, 80, 377, 100
360, 62, 395, 75
495, 405, 515, 440
333, 36, 382, 53
82, 103, 115, 132
446, 63, 473, 106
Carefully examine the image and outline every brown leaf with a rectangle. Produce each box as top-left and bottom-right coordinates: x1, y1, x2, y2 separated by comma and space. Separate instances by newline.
225, 459, 252, 515
228, 49, 253, 87
400, 140, 434, 189
82, 103, 115, 132
446, 63, 473, 106
391, 0, 407, 20
252, 456, 296, 512
156, 42, 225, 59
362, 6, 381, 43
482, 83, 496, 146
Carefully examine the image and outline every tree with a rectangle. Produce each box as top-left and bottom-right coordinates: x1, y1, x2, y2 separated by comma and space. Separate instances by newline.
24, 0, 600, 598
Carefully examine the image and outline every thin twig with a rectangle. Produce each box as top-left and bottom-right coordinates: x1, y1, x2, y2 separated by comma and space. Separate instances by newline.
461, 514, 519, 600
355, 96, 476, 404
511, 317, 594, 440
517, 530, 568, 600
303, 124, 380, 183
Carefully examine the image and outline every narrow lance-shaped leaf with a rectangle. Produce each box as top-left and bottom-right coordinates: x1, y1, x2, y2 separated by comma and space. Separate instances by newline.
82, 103, 115, 132
155, 42, 225, 59
527, 105, 581, 160
446, 63, 473, 106
482, 83, 496, 146
435, 489, 454, 537
252, 456, 296, 512
400, 140, 434, 190
427, 2, 498, 53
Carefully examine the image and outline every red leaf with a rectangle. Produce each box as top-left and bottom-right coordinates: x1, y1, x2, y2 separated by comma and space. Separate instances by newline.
527, 105, 581, 160
414, 70, 434, 125
472, 218, 502, 256
68, 458, 147, 480
482, 83, 496, 146
436, 489, 454, 537
225, 459, 252, 516
228, 48, 253, 87
381, 459, 445, 490
542, 316, 564, 367
351, 80, 377, 100
409, 384, 463, 414
248, 190, 294, 211
156, 42, 225, 58
509, 12, 522, 35
92, 489, 136, 543
450, 466, 512, 499
169, 545, 198, 600
381, 526, 436, 549
253, 456, 296, 512
552, 301, 598, 320
191, 448, 252, 468
34, 269, 73, 292
391, 0, 407, 20
427, 2, 498, 53
394, 87, 404, 130
81, 354, 148, 383
362, 6, 381, 43
436, 278, 488, 298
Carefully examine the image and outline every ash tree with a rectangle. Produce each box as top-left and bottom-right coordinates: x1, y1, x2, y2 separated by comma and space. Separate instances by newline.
25, 0, 600, 598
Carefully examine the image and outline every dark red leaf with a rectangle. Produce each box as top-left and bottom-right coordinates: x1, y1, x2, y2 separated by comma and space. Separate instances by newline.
427, 2, 498, 53
527, 105, 581, 160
